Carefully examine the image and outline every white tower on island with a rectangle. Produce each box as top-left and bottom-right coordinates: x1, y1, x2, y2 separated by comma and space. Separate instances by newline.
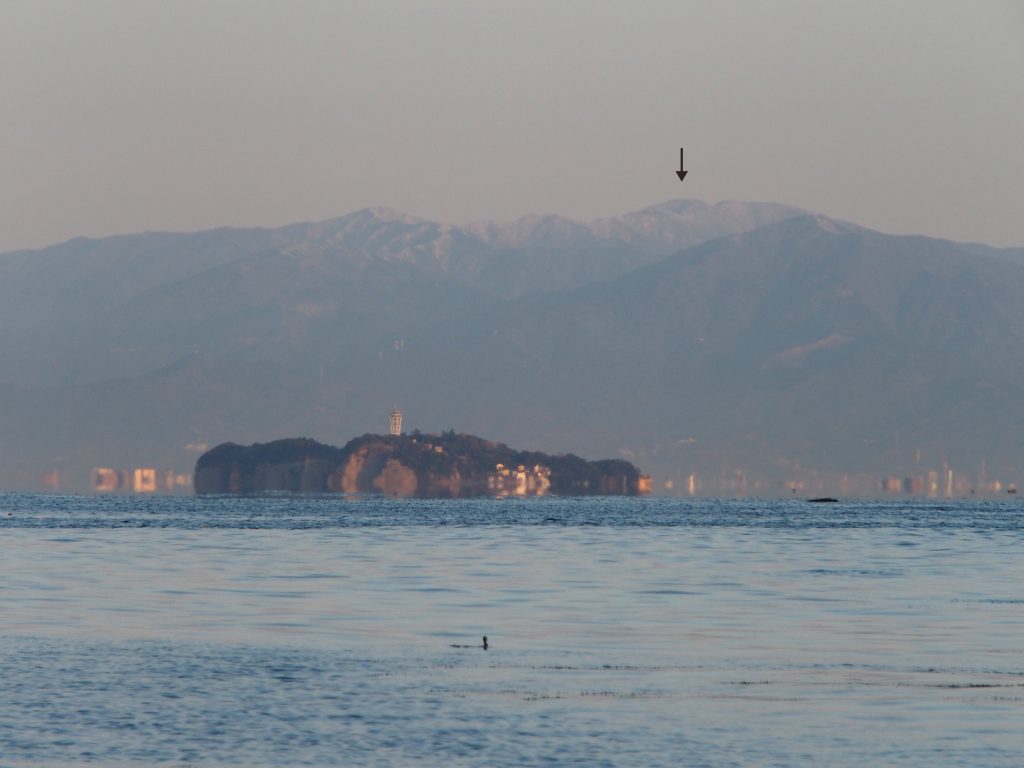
389, 407, 403, 436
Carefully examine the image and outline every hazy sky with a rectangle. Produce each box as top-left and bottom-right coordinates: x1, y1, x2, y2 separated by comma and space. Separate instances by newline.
1, 0, 1022, 251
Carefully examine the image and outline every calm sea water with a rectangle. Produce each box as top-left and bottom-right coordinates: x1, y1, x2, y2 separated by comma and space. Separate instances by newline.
0, 493, 1021, 767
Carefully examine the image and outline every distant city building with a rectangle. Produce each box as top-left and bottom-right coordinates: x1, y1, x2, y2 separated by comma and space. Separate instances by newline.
91, 467, 191, 494
389, 407, 403, 436
41, 469, 60, 491
133, 468, 158, 493
92, 468, 121, 493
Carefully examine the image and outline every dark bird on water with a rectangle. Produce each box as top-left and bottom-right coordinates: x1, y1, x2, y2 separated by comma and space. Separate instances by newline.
450, 636, 489, 650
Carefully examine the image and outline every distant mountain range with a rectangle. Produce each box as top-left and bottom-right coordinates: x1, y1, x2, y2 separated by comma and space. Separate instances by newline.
2, 199, 1023, 494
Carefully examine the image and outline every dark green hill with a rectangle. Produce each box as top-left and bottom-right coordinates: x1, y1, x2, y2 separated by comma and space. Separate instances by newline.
194, 433, 647, 497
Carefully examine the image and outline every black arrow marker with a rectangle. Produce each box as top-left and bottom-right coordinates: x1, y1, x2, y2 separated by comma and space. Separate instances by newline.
675, 148, 688, 182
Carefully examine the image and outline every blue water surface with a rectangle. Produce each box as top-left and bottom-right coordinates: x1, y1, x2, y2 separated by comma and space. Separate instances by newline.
1, 493, 1021, 767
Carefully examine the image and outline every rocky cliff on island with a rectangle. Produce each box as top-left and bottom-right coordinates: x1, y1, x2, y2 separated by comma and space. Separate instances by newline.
194, 432, 649, 497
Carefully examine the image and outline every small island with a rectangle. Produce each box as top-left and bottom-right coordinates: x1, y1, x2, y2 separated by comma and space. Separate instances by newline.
194, 432, 650, 497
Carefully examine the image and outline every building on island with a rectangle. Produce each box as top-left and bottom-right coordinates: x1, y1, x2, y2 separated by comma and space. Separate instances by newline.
487, 462, 552, 497
389, 407, 403, 436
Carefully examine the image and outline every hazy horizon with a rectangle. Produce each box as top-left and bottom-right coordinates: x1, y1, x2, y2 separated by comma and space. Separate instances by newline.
2, 1, 1022, 252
